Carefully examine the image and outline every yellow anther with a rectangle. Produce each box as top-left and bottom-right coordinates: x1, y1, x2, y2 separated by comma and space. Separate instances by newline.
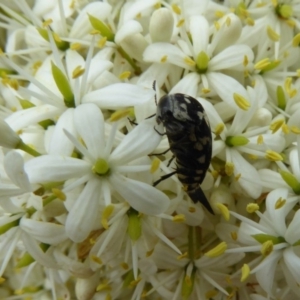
52, 188, 66, 201
286, 19, 296, 27
246, 17, 255, 26
172, 4, 181, 14
292, 33, 300, 47
101, 205, 114, 229
290, 126, 300, 134
205, 242, 227, 257
53, 32, 62, 42
177, 252, 188, 260
42, 19, 53, 27
98, 36, 107, 48
150, 157, 160, 173
160, 55, 167, 63
215, 11, 224, 18
188, 207, 196, 213
91, 255, 102, 264
0, 277, 5, 283
146, 249, 154, 257
214, 21, 220, 30
265, 150, 283, 161
225, 162, 234, 176
96, 282, 111, 291
121, 262, 129, 269
261, 240, 273, 256
282, 123, 289, 134
71, 43, 82, 50
254, 58, 270, 70
130, 278, 142, 287
275, 197, 286, 209
235, 173, 241, 181
201, 88, 211, 94
215, 203, 229, 220
72, 66, 85, 78
269, 119, 284, 133
215, 124, 225, 136
211, 170, 219, 179
257, 135, 264, 144
231, 231, 238, 241
246, 203, 259, 213
172, 214, 185, 223
90, 29, 100, 35
119, 71, 131, 80
233, 93, 250, 110
248, 154, 258, 160
176, 19, 185, 27
243, 55, 249, 67
109, 108, 132, 122
184, 56, 196, 66
241, 264, 250, 282
225, 17, 231, 26
205, 290, 219, 298
267, 26, 280, 41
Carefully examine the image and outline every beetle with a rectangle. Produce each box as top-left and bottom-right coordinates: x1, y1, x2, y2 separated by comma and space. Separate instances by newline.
154, 93, 214, 214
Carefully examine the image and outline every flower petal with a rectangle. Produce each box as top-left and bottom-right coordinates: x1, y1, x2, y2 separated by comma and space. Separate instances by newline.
110, 118, 161, 165
74, 104, 105, 159
82, 83, 155, 109
20, 218, 67, 245
66, 177, 102, 242
110, 173, 169, 215
25, 155, 90, 183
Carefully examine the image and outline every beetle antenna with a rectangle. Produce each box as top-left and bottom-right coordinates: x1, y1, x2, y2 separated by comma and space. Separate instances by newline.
152, 80, 157, 106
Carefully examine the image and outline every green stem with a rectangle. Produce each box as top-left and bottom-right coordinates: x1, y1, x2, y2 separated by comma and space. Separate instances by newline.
17, 140, 41, 157
117, 46, 141, 75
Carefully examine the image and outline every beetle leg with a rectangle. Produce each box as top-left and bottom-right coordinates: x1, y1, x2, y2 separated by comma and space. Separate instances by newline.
153, 170, 177, 187
167, 155, 175, 167
154, 126, 166, 136
149, 148, 170, 156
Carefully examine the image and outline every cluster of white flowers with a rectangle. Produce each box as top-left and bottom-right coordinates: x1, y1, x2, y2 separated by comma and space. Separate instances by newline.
0, 0, 300, 299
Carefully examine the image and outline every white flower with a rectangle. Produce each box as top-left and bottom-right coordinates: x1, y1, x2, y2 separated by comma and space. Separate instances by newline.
25, 103, 169, 242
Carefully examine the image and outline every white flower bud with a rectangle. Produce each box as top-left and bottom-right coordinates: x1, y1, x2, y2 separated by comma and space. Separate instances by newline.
214, 13, 242, 54
149, 8, 174, 42
120, 33, 148, 62
248, 107, 272, 128
0, 119, 21, 148
75, 272, 100, 300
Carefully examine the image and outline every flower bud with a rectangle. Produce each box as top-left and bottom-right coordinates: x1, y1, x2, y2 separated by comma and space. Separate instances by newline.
75, 272, 100, 300
149, 8, 174, 42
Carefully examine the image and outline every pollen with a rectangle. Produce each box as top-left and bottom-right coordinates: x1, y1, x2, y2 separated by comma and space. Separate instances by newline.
267, 26, 280, 41
173, 214, 185, 223
246, 203, 259, 213
225, 162, 234, 176
233, 93, 250, 110
246, 17, 255, 26
110, 108, 131, 122
176, 19, 185, 27
205, 290, 218, 298
214, 21, 220, 30
91, 255, 102, 264
201, 88, 211, 94
290, 126, 300, 134
254, 58, 270, 70
188, 206, 196, 213
160, 55, 167, 63
261, 240, 273, 256
215, 123, 225, 135
265, 150, 283, 161
172, 4, 181, 14
225, 16, 231, 26
53, 32, 62, 42
150, 157, 160, 173
257, 135, 264, 144
269, 119, 284, 133
231, 231, 238, 241
119, 71, 131, 80
42, 19, 53, 27
184, 56, 196, 66
215, 11, 224, 18
293, 33, 300, 47
275, 197, 286, 209
71, 43, 82, 51
243, 55, 249, 67
177, 252, 188, 260
216, 203, 229, 221
240, 264, 250, 282
72, 66, 85, 78
52, 188, 66, 201
205, 242, 227, 257
98, 37, 107, 48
